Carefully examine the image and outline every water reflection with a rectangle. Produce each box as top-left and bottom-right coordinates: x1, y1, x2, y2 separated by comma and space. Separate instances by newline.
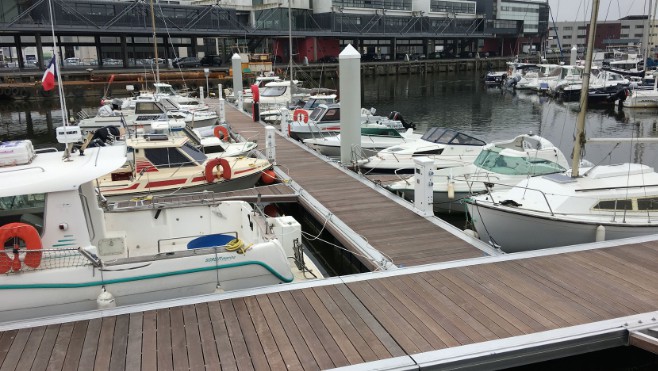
1, 72, 658, 167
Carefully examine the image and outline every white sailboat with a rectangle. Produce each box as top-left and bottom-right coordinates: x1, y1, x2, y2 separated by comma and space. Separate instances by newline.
465, 0, 658, 253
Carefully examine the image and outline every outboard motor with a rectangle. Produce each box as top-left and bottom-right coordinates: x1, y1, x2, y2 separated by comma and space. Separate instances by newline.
388, 111, 416, 130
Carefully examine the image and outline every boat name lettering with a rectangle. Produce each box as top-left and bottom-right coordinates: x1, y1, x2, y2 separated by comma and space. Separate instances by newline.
205, 256, 237, 263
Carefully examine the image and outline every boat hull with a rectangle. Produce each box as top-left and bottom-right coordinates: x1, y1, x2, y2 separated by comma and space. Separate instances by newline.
466, 200, 658, 253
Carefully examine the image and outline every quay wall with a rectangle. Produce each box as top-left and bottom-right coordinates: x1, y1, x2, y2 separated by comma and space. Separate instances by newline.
0, 57, 517, 100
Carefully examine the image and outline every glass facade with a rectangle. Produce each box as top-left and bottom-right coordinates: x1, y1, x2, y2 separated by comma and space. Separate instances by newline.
499, 1, 541, 33
332, 0, 412, 11
430, 1, 476, 15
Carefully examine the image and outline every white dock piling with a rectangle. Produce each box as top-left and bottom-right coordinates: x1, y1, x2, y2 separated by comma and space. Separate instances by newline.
265, 125, 276, 163
339, 44, 362, 165
280, 108, 290, 137
231, 53, 244, 111
570, 46, 578, 66
217, 83, 226, 123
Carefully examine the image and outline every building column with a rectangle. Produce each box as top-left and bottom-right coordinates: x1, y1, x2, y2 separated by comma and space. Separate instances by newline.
121, 35, 129, 69
391, 37, 397, 58
95, 36, 103, 68
14, 35, 24, 69
35, 34, 44, 69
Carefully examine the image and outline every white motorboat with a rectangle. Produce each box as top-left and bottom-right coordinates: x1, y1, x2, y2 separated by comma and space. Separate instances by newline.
560, 69, 629, 102
260, 93, 337, 124
0, 138, 320, 322
287, 104, 413, 141
464, 0, 658, 252
303, 127, 421, 158
546, 65, 583, 94
95, 134, 271, 202
357, 127, 486, 174
512, 64, 559, 90
623, 73, 658, 108
385, 133, 571, 213
123, 94, 219, 128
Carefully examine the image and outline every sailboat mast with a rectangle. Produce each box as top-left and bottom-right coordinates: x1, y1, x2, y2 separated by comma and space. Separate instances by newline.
643, 0, 654, 71
46, 0, 67, 128
149, 0, 160, 87
571, 0, 600, 178
288, 0, 294, 104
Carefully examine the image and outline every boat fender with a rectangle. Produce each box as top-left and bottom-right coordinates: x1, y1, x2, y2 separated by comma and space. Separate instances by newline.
447, 181, 455, 199
204, 158, 232, 183
213, 126, 230, 142
261, 169, 277, 184
463, 229, 479, 239
97, 287, 116, 309
292, 108, 309, 123
0, 222, 42, 274
595, 225, 606, 242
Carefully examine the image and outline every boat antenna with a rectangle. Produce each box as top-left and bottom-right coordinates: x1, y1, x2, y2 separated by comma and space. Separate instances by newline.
642, 0, 654, 74
571, 0, 599, 178
149, 0, 161, 91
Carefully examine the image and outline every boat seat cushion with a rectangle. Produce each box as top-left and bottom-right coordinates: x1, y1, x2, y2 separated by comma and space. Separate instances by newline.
187, 233, 235, 249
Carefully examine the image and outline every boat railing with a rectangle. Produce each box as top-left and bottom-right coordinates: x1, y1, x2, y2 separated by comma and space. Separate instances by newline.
482, 182, 555, 216
109, 191, 223, 211
0, 247, 99, 274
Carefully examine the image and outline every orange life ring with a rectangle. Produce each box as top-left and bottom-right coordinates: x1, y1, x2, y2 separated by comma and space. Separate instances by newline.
292, 108, 309, 123
204, 158, 232, 183
213, 126, 230, 142
0, 222, 42, 274
250, 84, 260, 103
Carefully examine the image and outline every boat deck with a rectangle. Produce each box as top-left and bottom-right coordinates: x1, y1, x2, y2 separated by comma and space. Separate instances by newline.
1, 241, 657, 370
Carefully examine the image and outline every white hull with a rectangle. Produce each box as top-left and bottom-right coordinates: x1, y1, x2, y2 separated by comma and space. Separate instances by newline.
0, 247, 289, 322
467, 200, 658, 253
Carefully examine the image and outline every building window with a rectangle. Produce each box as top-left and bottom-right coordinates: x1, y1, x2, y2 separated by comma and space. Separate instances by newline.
563, 26, 573, 31
430, 0, 476, 14
563, 35, 572, 39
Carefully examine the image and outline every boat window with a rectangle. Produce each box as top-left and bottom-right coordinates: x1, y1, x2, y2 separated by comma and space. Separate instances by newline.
309, 107, 325, 121
474, 149, 566, 175
321, 108, 340, 122
0, 193, 46, 235
144, 147, 198, 168
159, 99, 179, 111
594, 199, 633, 211
135, 102, 164, 114
179, 142, 208, 163
413, 148, 444, 156
261, 86, 287, 97
451, 132, 486, 146
421, 127, 455, 143
637, 198, 658, 210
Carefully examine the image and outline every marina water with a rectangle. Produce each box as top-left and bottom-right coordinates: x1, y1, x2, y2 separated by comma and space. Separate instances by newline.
3, 71, 657, 169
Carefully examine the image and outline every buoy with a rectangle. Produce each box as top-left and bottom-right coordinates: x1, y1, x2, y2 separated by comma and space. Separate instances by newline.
261, 169, 277, 184
595, 225, 606, 242
463, 229, 479, 239
264, 204, 280, 217
97, 287, 116, 309
447, 181, 455, 199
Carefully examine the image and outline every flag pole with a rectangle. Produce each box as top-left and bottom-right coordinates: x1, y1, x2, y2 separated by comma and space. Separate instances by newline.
47, 0, 68, 128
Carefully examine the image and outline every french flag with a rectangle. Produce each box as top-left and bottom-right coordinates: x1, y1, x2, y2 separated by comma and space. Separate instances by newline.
41, 56, 56, 91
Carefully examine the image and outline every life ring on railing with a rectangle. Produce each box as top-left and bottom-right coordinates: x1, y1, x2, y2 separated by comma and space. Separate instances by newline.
0, 222, 42, 274
292, 108, 309, 123
204, 158, 232, 183
213, 126, 230, 142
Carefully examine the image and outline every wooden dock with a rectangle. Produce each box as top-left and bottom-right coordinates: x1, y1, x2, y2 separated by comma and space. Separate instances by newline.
2, 104, 658, 370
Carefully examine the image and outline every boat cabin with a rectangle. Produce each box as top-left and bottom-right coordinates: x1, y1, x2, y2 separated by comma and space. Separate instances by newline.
308, 104, 340, 123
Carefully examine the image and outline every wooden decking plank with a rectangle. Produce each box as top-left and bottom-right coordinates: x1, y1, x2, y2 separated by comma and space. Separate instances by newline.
449, 268, 547, 333
278, 291, 335, 369
193, 303, 221, 371
461, 265, 561, 330
253, 295, 303, 371
520, 256, 638, 317
435, 271, 519, 339
347, 280, 427, 354
182, 305, 205, 371
30, 325, 59, 371
586, 248, 658, 296
156, 309, 173, 371
403, 273, 489, 344
232, 298, 269, 371
0, 330, 17, 366
93, 316, 116, 371
1, 328, 31, 371
207, 301, 238, 371
242, 297, 287, 371
169, 307, 189, 371
313, 285, 380, 362
266, 293, 319, 370
482, 262, 581, 327
45, 322, 74, 371
302, 288, 364, 365
368, 278, 454, 347
60, 321, 89, 371
141, 311, 157, 371
290, 289, 349, 367
332, 284, 405, 358
77, 319, 102, 371
15, 326, 45, 371
124, 313, 143, 371
219, 300, 254, 371
109, 315, 130, 371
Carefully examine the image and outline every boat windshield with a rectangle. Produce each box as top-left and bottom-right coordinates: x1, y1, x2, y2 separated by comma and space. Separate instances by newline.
309, 106, 325, 121
420, 127, 485, 145
261, 86, 287, 97
303, 97, 334, 110
474, 148, 566, 176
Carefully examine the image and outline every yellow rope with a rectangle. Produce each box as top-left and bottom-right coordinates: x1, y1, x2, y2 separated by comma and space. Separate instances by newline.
224, 238, 253, 254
